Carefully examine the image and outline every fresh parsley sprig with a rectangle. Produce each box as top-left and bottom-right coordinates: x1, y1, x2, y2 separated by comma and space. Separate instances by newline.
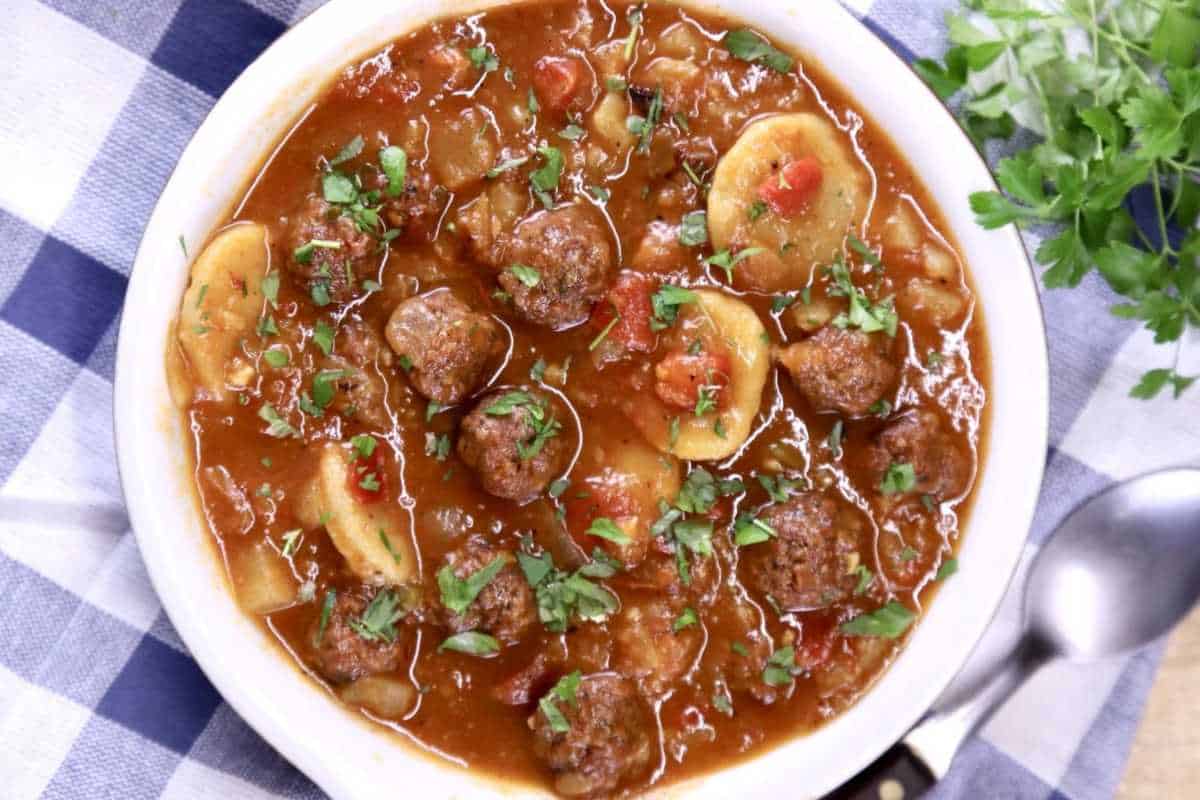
916, 1, 1200, 398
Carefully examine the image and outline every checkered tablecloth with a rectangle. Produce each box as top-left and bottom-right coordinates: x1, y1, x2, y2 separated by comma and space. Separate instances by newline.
2, 0, 1196, 798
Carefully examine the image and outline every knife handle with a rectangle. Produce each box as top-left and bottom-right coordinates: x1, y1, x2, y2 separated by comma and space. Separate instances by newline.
823, 742, 936, 800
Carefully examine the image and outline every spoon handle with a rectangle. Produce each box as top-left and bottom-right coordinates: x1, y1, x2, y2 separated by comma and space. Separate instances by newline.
822, 742, 934, 799
904, 636, 1051, 779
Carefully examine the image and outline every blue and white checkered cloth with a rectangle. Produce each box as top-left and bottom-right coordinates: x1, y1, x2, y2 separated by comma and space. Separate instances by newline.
2, 0, 1195, 797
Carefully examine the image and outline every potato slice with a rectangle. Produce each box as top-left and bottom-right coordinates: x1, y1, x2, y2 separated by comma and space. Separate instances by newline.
314, 443, 414, 586
177, 223, 270, 403
339, 675, 416, 718
708, 113, 868, 292
633, 290, 770, 461
228, 539, 298, 615
591, 92, 637, 152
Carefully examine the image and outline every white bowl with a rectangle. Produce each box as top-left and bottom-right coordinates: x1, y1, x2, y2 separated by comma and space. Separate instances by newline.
114, 0, 1049, 797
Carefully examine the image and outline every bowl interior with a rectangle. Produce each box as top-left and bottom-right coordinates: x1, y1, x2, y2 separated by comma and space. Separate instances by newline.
114, 0, 1048, 797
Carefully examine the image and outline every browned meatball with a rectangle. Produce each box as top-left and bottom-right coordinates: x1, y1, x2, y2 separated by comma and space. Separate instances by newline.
743, 493, 864, 611
775, 327, 897, 417
370, 168, 442, 244
867, 410, 971, 499
307, 589, 407, 684
321, 318, 393, 429
611, 599, 700, 696
529, 674, 653, 797
285, 195, 377, 305
457, 388, 568, 502
385, 291, 503, 404
497, 206, 614, 329
436, 537, 536, 643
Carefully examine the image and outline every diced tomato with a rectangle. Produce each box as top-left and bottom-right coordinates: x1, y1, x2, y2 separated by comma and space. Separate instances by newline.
563, 478, 640, 560
346, 437, 387, 504
757, 156, 823, 218
532, 56, 585, 112
653, 348, 733, 412
591, 272, 657, 355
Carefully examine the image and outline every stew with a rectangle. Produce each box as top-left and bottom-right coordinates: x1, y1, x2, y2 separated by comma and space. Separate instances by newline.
170, 1, 988, 796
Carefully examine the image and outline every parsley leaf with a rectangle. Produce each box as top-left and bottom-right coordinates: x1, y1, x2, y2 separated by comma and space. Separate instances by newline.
650, 284, 697, 330
438, 555, 509, 616
439, 630, 499, 656
723, 28, 794, 74
586, 517, 631, 545
840, 601, 915, 638
539, 670, 582, 733
348, 590, 405, 642
880, 462, 916, 495
679, 210, 708, 247
530, 145, 564, 209
509, 263, 540, 287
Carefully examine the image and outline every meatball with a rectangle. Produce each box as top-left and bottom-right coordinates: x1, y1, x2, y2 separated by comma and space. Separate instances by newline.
529, 674, 653, 797
372, 168, 442, 245
457, 388, 568, 502
285, 195, 377, 305
775, 326, 897, 417
385, 291, 503, 404
307, 589, 407, 684
744, 493, 863, 611
611, 599, 700, 696
319, 318, 394, 429
497, 206, 614, 329
867, 410, 971, 499
437, 537, 536, 643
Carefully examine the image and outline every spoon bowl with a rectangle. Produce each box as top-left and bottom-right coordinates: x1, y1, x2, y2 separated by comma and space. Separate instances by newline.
1025, 468, 1200, 659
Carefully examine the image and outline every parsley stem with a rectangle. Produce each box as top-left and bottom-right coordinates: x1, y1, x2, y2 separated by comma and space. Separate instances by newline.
1150, 163, 1175, 257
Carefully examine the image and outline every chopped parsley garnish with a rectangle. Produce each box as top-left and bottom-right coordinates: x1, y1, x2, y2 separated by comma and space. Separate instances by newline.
397, 354, 413, 372
733, 514, 775, 547
258, 404, 298, 438
936, 558, 959, 581
852, 564, 874, 595
606, 76, 628, 92
762, 646, 800, 687
706, 247, 764, 282
310, 282, 331, 307
314, 589, 336, 645
439, 630, 499, 656
757, 473, 804, 502
588, 185, 610, 203
467, 45, 499, 72
530, 145, 564, 209
378, 529, 403, 563
847, 233, 882, 268
379, 146, 407, 197
731, 641, 749, 657
650, 284, 697, 331
673, 607, 699, 631
623, 6, 642, 61
667, 416, 680, 450
827, 257, 898, 337
589, 309, 621, 351
321, 171, 358, 204
518, 550, 618, 631
349, 589, 405, 642
840, 601, 915, 638
530, 358, 547, 382
771, 294, 796, 313
713, 690, 733, 716
261, 272, 280, 308
350, 434, 377, 460
548, 477, 570, 498
748, 199, 768, 221
880, 462, 917, 495
723, 28, 794, 74
868, 399, 893, 417
299, 369, 347, 417
484, 391, 561, 460
312, 320, 335, 355
539, 670, 582, 733
558, 123, 586, 141
679, 210, 708, 247
438, 555, 509, 615
631, 87, 662, 154
280, 529, 302, 558
927, 351, 945, 369
827, 419, 844, 458
527, 87, 539, 115
486, 155, 529, 179
263, 348, 289, 368
424, 432, 452, 461
358, 472, 381, 491
509, 263, 541, 287
694, 386, 718, 417
586, 517, 631, 545
899, 546, 918, 562
329, 135, 364, 167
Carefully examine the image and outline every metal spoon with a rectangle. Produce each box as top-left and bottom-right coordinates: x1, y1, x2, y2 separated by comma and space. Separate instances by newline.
832, 467, 1200, 799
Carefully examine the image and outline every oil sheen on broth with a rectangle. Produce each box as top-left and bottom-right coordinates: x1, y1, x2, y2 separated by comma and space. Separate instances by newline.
170, 1, 988, 796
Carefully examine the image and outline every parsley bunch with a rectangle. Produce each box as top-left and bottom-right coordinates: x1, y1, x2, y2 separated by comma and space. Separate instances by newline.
915, 0, 1200, 398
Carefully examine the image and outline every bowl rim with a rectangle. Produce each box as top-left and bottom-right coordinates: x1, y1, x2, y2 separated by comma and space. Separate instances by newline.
113, 1, 1049, 797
